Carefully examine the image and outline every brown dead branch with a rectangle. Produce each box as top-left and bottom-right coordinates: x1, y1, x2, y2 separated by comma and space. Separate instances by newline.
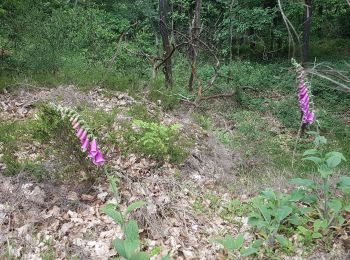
108, 21, 139, 71
197, 92, 235, 102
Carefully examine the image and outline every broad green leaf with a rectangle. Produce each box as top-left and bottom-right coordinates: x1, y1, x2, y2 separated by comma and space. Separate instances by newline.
252, 239, 264, 248
132, 252, 150, 260
126, 201, 146, 215
112, 239, 127, 258
233, 234, 244, 250
312, 232, 322, 239
276, 206, 292, 222
290, 178, 315, 188
342, 187, 350, 196
125, 220, 140, 241
325, 152, 346, 161
247, 216, 266, 229
240, 247, 258, 256
301, 194, 318, 204
261, 188, 276, 201
297, 226, 309, 234
124, 238, 140, 259
326, 155, 342, 169
344, 205, 350, 212
254, 201, 271, 222
101, 204, 123, 226
288, 189, 305, 202
161, 255, 170, 260
287, 214, 306, 226
337, 215, 346, 226
303, 156, 322, 165
303, 149, 320, 156
329, 199, 342, 213
313, 219, 327, 231
337, 176, 350, 188
275, 235, 288, 247
299, 207, 313, 215
314, 135, 327, 145
319, 164, 333, 178
215, 235, 235, 251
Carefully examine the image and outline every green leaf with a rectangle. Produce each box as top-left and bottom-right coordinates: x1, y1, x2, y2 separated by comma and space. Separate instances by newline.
252, 239, 264, 248
247, 216, 265, 228
303, 156, 322, 165
101, 204, 123, 226
303, 149, 320, 156
132, 252, 150, 260
299, 207, 313, 215
337, 176, 350, 188
325, 152, 346, 161
344, 205, 350, 212
288, 189, 305, 202
312, 232, 322, 239
215, 234, 244, 251
261, 188, 276, 201
124, 238, 140, 259
287, 214, 306, 226
240, 247, 258, 256
319, 164, 333, 178
297, 226, 309, 234
254, 200, 271, 222
161, 255, 170, 260
275, 235, 288, 247
329, 199, 342, 213
216, 235, 234, 251
290, 178, 315, 188
112, 239, 127, 258
233, 234, 245, 250
126, 201, 146, 215
276, 206, 292, 222
326, 156, 342, 169
313, 219, 327, 231
125, 220, 140, 241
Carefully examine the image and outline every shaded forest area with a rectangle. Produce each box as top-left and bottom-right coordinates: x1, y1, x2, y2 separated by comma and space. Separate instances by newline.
1, 0, 350, 259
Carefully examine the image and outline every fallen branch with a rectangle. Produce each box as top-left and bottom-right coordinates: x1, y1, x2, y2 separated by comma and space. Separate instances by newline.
197, 92, 235, 101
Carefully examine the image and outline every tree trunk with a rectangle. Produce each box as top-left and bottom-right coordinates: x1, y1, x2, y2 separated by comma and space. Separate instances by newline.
188, 0, 202, 92
302, 0, 312, 63
159, 0, 173, 88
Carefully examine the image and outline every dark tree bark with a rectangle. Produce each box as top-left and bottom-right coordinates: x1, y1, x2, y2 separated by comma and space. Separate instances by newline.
302, 0, 313, 62
188, 0, 202, 92
159, 0, 173, 88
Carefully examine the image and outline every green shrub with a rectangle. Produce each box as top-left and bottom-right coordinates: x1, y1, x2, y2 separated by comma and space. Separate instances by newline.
132, 120, 188, 163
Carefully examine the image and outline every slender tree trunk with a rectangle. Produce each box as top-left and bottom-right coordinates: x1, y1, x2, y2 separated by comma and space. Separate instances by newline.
188, 0, 202, 92
302, 0, 313, 63
159, 0, 173, 88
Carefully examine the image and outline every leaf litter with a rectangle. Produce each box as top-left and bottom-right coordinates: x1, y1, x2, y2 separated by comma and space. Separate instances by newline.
0, 86, 348, 259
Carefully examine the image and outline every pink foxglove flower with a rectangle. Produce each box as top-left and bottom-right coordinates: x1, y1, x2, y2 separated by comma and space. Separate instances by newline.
81, 137, 89, 152
298, 69, 315, 124
80, 130, 88, 143
92, 150, 105, 166
77, 128, 84, 138
89, 139, 98, 158
73, 122, 80, 130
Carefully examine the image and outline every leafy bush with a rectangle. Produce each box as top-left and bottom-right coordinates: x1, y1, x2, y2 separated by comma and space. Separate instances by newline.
33, 104, 97, 179
132, 120, 188, 163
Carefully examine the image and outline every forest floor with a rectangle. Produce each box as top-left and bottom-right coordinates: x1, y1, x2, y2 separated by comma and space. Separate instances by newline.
0, 85, 349, 259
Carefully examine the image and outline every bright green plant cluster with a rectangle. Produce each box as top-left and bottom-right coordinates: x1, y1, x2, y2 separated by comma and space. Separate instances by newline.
216, 133, 350, 256
132, 120, 189, 163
